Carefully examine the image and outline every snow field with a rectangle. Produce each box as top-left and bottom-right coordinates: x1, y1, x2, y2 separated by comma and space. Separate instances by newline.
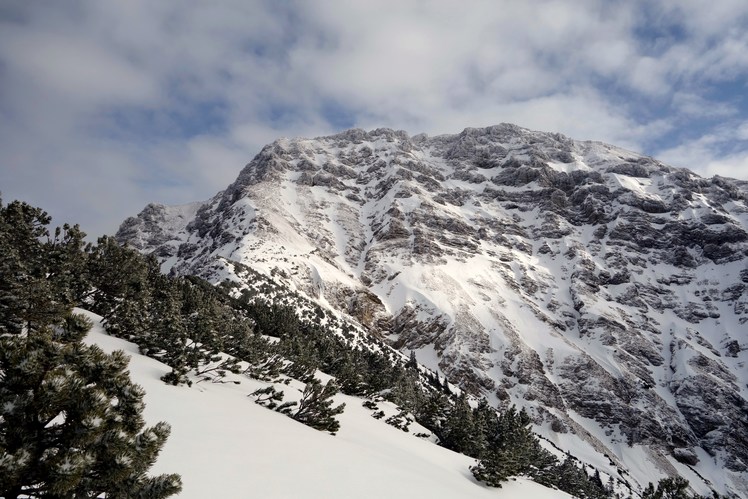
79, 310, 571, 498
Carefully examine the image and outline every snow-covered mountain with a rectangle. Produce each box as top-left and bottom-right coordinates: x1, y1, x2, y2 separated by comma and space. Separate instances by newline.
118, 124, 748, 497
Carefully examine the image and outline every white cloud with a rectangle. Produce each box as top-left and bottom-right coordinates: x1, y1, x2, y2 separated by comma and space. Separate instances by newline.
628, 56, 671, 96
703, 154, 748, 179
655, 0, 748, 39
0, 30, 158, 106
1, 0, 748, 238
656, 124, 748, 180
671, 92, 736, 119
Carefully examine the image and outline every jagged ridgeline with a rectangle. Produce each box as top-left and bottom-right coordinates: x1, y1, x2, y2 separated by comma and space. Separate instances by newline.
118, 124, 748, 497
1, 198, 620, 497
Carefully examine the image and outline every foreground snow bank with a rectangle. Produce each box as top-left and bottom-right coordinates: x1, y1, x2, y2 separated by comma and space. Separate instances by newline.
80, 310, 570, 498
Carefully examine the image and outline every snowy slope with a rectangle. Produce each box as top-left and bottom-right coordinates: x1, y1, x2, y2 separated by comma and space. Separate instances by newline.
79, 310, 571, 499
117, 124, 748, 497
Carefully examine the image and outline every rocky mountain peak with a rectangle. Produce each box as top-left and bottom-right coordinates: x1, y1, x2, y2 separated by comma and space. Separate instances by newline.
117, 124, 748, 497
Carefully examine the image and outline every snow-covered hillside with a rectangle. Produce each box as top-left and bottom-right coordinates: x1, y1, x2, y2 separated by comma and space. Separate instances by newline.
80, 310, 571, 498
118, 124, 748, 497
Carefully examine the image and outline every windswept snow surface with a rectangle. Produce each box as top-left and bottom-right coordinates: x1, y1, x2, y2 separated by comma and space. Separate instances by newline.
80, 310, 571, 499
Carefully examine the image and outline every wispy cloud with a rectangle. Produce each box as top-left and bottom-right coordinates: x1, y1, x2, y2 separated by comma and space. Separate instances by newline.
1, 0, 747, 236
658, 122, 748, 176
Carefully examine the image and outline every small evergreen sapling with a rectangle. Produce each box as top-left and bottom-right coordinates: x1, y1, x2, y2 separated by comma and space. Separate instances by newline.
292, 378, 346, 434
385, 410, 414, 432
250, 378, 346, 434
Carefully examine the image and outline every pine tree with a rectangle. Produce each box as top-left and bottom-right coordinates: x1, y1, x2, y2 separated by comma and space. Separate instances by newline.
177, 279, 241, 382
362, 349, 399, 393
281, 334, 320, 381
336, 350, 367, 395
471, 444, 513, 487
45, 223, 91, 307
406, 350, 418, 370
642, 477, 691, 499
0, 312, 181, 498
390, 366, 422, 414
146, 274, 192, 385
472, 398, 499, 458
229, 321, 283, 382
0, 201, 65, 334
292, 378, 346, 434
0, 200, 181, 498
416, 391, 450, 433
87, 236, 154, 341
471, 405, 557, 487
439, 394, 479, 456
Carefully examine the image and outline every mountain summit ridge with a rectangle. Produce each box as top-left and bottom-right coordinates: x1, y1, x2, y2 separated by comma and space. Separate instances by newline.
117, 124, 748, 496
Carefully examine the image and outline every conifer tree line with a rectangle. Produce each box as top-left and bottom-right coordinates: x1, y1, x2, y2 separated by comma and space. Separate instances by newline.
1, 199, 717, 498
0, 200, 181, 498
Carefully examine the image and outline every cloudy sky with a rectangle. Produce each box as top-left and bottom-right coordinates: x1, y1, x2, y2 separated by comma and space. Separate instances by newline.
1, 0, 748, 237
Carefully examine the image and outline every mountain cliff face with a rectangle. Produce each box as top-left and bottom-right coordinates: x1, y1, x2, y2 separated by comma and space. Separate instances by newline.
117, 124, 748, 496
